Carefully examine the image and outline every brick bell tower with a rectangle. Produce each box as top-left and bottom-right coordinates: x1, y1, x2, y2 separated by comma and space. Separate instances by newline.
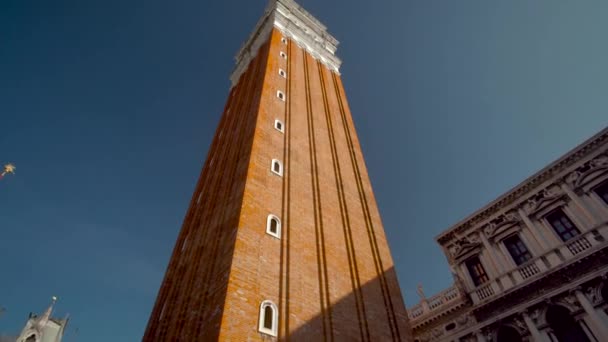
143, 0, 412, 340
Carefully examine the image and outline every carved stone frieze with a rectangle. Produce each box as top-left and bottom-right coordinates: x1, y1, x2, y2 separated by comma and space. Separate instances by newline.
436, 132, 608, 246
483, 211, 522, 238
483, 223, 498, 238
558, 293, 582, 311
468, 232, 481, 243
544, 183, 563, 198
521, 184, 565, 216
449, 235, 482, 259
590, 154, 608, 168
511, 317, 527, 334
585, 285, 603, 306
522, 199, 538, 215
565, 171, 581, 188
456, 313, 476, 328
528, 307, 542, 325
565, 153, 608, 191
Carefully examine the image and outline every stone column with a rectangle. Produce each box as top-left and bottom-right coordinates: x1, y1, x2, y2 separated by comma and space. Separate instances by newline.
574, 289, 608, 340
479, 232, 506, 275
522, 312, 550, 342
519, 228, 543, 257
561, 183, 600, 228
518, 208, 551, 251
475, 330, 486, 342
479, 251, 499, 281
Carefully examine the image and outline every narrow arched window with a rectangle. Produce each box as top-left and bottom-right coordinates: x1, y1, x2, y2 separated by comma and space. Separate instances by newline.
277, 91, 285, 101
271, 159, 283, 176
280, 51, 287, 59
267, 215, 281, 238
274, 119, 284, 133
279, 69, 286, 78
259, 300, 278, 336
281, 37, 287, 44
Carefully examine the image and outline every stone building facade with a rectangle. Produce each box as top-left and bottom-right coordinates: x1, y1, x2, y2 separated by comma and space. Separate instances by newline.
408, 127, 608, 341
143, 0, 411, 340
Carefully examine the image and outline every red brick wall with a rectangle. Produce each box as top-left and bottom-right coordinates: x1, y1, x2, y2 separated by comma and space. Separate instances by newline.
144, 29, 412, 341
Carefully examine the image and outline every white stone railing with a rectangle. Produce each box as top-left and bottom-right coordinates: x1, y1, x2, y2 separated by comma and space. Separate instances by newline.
518, 259, 541, 279
474, 282, 495, 300
566, 235, 592, 255
407, 285, 465, 321
469, 225, 607, 305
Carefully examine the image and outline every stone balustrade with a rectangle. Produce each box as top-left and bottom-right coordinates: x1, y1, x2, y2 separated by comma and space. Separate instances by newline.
469, 224, 608, 305
407, 285, 464, 322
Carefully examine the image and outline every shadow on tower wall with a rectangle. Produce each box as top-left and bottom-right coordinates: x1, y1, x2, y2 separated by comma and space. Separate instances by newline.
286, 267, 413, 342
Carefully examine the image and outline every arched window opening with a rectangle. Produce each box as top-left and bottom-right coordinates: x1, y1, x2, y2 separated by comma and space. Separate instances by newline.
546, 305, 590, 342
259, 300, 278, 336
496, 325, 522, 342
277, 91, 285, 101
271, 159, 283, 176
266, 215, 281, 239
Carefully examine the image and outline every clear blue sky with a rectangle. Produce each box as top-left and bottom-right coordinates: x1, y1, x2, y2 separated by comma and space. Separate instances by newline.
1, 0, 607, 340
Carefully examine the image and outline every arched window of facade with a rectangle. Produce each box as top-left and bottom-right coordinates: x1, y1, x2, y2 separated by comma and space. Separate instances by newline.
259, 300, 278, 336
546, 304, 590, 342
266, 215, 281, 239
496, 325, 522, 342
271, 159, 283, 176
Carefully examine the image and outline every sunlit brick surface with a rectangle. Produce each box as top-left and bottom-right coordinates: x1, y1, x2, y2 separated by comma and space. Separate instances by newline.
143, 29, 412, 341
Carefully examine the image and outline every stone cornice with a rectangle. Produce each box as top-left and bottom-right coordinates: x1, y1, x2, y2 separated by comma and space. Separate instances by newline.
437, 126, 608, 245
230, 0, 342, 87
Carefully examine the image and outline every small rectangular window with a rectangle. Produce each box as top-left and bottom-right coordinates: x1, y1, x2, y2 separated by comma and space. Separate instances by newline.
546, 209, 580, 242
503, 235, 533, 266
274, 119, 284, 133
465, 256, 489, 286
594, 180, 608, 205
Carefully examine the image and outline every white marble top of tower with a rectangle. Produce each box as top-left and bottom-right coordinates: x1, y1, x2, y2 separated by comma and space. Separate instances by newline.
230, 0, 342, 87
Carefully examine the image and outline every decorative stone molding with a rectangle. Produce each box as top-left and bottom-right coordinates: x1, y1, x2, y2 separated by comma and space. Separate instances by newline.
591, 155, 608, 168
570, 153, 608, 191
558, 292, 583, 312
230, 0, 342, 87
449, 235, 482, 259
521, 184, 566, 216
565, 171, 581, 188
483, 211, 521, 238
507, 317, 527, 335
437, 129, 608, 245
584, 284, 603, 306
456, 313, 477, 330
527, 307, 543, 325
